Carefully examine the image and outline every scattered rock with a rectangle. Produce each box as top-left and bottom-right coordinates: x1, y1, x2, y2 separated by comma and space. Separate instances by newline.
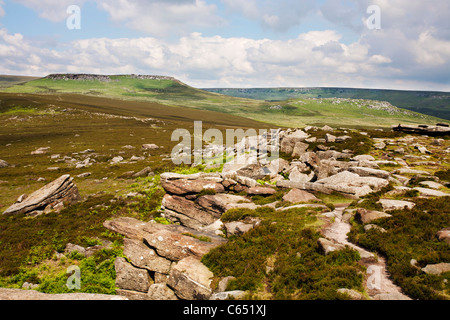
142, 144, 159, 150
356, 208, 392, 224
247, 187, 276, 196
378, 199, 416, 211
419, 181, 445, 189
167, 256, 214, 300
436, 228, 450, 244
412, 187, 450, 197
374, 142, 386, 150
3, 175, 81, 216
421, 263, 450, 275
282, 189, 319, 203
132, 167, 154, 178
337, 288, 365, 300
0, 160, 10, 168
364, 224, 387, 233
325, 133, 336, 143
0, 288, 127, 300
210, 291, 246, 300
147, 284, 178, 300
31, 147, 50, 155
115, 257, 153, 293
161, 179, 225, 195
317, 238, 346, 255
110, 156, 124, 165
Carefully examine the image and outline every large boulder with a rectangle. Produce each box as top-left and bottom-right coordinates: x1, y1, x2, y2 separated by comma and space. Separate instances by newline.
167, 256, 214, 300
115, 257, 153, 293
356, 208, 392, 224
147, 284, 178, 300
123, 238, 172, 274
281, 130, 310, 155
3, 175, 81, 216
161, 179, 225, 195
196, 194, 257, 215
282, 189, 319, 203
421, 263, 450, 275
378, 199, 416, 211
162, 194, 219, 229
437, 228, 450, 244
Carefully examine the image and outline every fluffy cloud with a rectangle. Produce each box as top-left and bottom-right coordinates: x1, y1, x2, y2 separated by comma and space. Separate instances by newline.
96, 0, 225, 36
2, 26, 447, 90
13, 0, 87, 22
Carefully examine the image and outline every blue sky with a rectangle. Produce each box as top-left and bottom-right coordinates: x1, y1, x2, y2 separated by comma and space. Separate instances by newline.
0, 0, 449, 91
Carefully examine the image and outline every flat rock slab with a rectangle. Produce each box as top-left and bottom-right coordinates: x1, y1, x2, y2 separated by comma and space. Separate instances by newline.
104, 217, 226, 262
356, 208, 392, 224
161, 179, 225, 195
378, 199, 416, 211
413, 187, 450, 197
282, 188, 320, 203
3, 174, 80, 215
421, 263, 450, 275
0, 288, 127, 300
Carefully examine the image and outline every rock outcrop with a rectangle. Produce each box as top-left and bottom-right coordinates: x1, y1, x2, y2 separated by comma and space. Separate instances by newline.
2, 175, 81, 216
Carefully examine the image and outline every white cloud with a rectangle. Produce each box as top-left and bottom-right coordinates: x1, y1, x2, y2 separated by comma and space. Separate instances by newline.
3, 26, 448, 91
96, 0, 225, 37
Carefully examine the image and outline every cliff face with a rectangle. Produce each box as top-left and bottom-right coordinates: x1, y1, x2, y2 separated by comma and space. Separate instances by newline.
45, 74, 177, 82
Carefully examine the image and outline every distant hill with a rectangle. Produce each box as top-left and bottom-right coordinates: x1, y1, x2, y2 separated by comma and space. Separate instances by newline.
204, 87, 450, 121
0, 74, 446, 128
0, 75, 40, 88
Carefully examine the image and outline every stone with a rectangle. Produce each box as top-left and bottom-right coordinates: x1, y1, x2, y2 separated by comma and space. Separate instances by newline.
247, 187, 276, 196
336, 136, 352, 143
419, 181, 445, 189
372, 292, 410, 301
31, 147, 50, 155
210, 291, 246, 300
300, 152, 321, 169
317, 150, 352, 160
395, 168, 430, 176
364, 224, 387, 233
318, 238, 345, 255
142, 144, 159, 150
348, 167, 391, 179
161, 179, 225, 195
115, 257, 152, 293
110, 156, 124, 164
147, 284, 178, 300
289, 167, 315, 183
64, 243, 87, 257
224, 218, 260, 236
123, 238, 172, 274
421, 263, 450, 275
76, 172, 91, 178
281, 130, 310, 155
115, 289, 148, 300
162, 194, 220, 229
321, 125, 334, 132
216, 276, 236, 293
3, 175, 81, 216
236, 164, 266, 180
374, 142, 386, 149
352, 155, 375, 162
265, 158, 290, 176
167, 256, 214, 300
282, 189, 319, 203
325, 133, 336, 143
337, 288, 364, 300
0, 288, 127, 300
0, 160, 10, 168
291, 142, 309, 158
196, 194, 255, 215
356, 208, 392, 224
378, 199, 416, 211
436, 228, 450, 244
413, 187, 450, 197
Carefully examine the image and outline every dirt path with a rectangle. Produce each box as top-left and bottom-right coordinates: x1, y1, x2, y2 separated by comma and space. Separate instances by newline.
322, 205, 411, 300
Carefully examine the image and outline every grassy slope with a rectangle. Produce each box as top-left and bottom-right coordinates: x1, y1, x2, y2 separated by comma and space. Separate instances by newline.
2, 75, 444, 128
0, 75, 40, 89
205, 87, 450, 121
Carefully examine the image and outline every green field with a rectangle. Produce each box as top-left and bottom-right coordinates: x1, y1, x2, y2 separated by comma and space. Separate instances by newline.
206, 87, 450, 121
2, 75, 445, 128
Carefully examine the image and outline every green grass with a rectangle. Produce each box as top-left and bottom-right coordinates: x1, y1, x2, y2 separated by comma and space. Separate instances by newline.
348, 197, 450, 300
205, 87, 450, 121
2, 75, 445, 129
203, 206, 365, 300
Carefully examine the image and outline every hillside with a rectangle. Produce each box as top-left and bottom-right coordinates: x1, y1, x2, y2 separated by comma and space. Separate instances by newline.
205, 87, 450, 121
0, 75, 40, 89
1, 74, 445, 129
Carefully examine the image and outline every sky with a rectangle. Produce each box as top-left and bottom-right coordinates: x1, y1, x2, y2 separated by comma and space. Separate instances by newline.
0, 0, 449, 91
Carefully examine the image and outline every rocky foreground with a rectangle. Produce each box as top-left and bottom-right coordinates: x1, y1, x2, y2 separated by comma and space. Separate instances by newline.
1, 124, 449, 300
